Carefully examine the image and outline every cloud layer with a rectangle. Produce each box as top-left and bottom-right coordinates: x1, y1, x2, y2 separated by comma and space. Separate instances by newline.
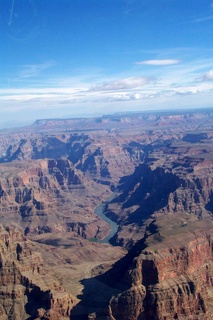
91, 76, 152, 91
136, 59, 181, 66
1, 50, 213, 127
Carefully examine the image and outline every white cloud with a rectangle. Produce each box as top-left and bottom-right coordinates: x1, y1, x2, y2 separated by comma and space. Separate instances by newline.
91, 76, 152, 91
1, 53, 213, 127
201, 69, 213, 81
136, 59, 181, 66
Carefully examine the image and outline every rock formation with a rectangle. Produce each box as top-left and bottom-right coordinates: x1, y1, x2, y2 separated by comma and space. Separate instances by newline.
0, 224, 75, 319
0, 110, 212, 319
0, 158, 111, 239
107, 214, 213, 319
106, 131, 213, 248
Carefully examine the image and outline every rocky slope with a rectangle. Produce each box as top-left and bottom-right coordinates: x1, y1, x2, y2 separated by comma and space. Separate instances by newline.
0, 222, 126, 320
0, 132, 136, 187
69, 214, 213, 319
0, 224, 76, 319
106, 131, 213, 248
0, 158, 111, 239
104, 214, 213, 319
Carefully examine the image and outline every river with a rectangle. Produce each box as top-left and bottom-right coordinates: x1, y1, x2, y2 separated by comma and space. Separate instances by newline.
94, 194, 119, 243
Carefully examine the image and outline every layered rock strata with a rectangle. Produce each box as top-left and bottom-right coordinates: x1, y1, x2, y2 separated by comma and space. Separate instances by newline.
0, 224, 76, 319
0, 159, 110, 239
107, 155, 213, 248
108, 214, 213, 320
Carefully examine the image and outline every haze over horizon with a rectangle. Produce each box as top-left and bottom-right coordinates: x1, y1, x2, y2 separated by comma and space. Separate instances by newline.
1, 0, 213, 128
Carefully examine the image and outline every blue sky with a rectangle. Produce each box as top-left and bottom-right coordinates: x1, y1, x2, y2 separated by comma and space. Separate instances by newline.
1, 0, 213, 127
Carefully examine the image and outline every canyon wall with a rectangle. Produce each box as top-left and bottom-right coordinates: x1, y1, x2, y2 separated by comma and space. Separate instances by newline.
0, 159, 110, 239
0, 224, 75, 319
108, 215, 213, 320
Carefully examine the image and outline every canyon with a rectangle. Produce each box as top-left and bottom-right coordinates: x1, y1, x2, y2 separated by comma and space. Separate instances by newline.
0, 109, 213, 319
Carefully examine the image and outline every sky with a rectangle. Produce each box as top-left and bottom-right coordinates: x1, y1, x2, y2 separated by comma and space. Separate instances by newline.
1, 0, 213, 127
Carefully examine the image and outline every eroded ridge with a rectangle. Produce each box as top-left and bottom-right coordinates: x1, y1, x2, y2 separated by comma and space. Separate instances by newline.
108, 215, 213, 320
0, 224, 75, 319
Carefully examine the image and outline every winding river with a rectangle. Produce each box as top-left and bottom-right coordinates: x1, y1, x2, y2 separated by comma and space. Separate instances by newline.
94, 194, 119, 243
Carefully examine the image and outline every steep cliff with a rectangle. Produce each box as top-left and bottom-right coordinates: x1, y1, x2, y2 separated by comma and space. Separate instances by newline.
0, 224, 76, 319
107, 154, 213, 247
0, 159, 110, 239
0, 132, 136, 186
108, 214, 213, 320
